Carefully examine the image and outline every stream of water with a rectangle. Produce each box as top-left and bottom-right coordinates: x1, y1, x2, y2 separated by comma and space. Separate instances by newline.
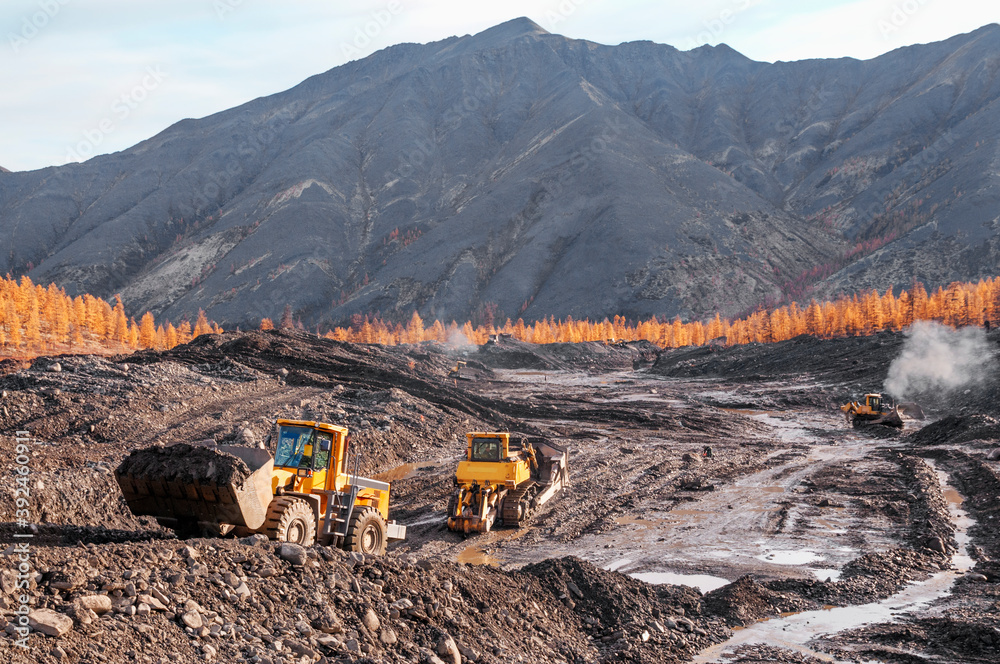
693, 463, 975, 663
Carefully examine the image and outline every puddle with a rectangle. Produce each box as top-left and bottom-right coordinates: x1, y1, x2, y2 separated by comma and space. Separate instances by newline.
457, 546, 498, 566
756, 549, 824, 565
603, 558, 633, 572
402, 514, 444, 527
615, 515, 661, 528
603, 559, 730, 593
630, 572, 730, 593
694, 464, 975, 663
374, 462, 421, 482
812, 568, 842, 582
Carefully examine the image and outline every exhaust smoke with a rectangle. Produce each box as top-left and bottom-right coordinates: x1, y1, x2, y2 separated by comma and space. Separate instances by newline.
884, 321, 996, 400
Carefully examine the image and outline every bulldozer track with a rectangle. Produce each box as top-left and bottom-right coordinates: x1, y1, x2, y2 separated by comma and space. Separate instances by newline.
501, 484, 536, 526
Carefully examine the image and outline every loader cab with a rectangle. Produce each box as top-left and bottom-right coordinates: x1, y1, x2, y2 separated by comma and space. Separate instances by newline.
273, 420, 349, 493
865, 394, 882, 413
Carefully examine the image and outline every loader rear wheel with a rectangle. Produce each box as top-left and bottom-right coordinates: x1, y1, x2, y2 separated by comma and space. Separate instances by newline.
264, 497, 316, 546
344, 506, 387, 555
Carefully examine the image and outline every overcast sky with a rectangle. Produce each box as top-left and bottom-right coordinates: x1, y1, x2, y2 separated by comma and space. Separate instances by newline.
2, 0, 996, 172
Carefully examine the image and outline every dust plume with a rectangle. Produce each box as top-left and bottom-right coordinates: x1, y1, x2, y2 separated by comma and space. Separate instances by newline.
883, 321, 996, 400
447, 329, 475, 349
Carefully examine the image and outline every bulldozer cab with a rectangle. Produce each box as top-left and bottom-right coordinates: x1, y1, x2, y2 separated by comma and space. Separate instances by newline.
469, 433, 507, 462
864, 394, 883, 413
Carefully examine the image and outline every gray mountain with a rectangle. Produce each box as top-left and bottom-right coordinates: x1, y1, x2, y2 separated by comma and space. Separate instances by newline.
2, 18, 999, 328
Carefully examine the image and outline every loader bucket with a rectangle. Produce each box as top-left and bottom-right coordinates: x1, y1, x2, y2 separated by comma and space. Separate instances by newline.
115, 443, 274, 532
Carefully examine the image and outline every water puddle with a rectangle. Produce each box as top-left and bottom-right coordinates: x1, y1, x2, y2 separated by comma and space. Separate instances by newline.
402, 513, 445, 527
457, 545, 499, 566
812, 568, 842, 582
374, 462, 421, 482
694, 464, 975, 663
603, 558, 730, 593
756, 549, 824, 565
631, 571, 730, 593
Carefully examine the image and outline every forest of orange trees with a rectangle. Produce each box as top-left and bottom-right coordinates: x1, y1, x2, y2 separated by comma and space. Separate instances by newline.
304, 277, 1000, 348
0, 275, 221, 358
2, 273, 998, 360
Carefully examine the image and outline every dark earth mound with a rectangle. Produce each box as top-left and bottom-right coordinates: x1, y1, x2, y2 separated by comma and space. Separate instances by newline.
116, 444, 252, 486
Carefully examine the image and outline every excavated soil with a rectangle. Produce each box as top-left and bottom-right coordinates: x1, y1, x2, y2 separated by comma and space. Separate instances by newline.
116, 445, 252, 486
0, 329, 999, 663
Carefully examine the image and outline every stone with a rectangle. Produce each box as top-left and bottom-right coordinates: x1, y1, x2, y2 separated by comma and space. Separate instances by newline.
457, 642, 480, 662
202, 644, 216, 660
28, 609, 74, 637
78, 594, 113, 614
437, 635, 461, 664
362, 608, 380, 632
151, 587, 171, 606
182, 610, 204, 629
344, 638, 360, 653
47, 362, 62, 372
925, 536, 947, 553
379, 628, 398, 645
138, 594, 168, 611
279, 543, 308, 566
966, 572, 988, 583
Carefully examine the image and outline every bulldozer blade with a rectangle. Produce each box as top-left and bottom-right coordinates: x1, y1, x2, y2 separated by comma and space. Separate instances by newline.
896, 402, 926, 420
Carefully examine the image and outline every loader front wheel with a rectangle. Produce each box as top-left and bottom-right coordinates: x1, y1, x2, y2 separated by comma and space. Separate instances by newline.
264, 497, 316, 546
344, 506, 387, 555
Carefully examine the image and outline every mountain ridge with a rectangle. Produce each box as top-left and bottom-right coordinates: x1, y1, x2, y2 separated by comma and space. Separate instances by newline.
1, 20, 999, 327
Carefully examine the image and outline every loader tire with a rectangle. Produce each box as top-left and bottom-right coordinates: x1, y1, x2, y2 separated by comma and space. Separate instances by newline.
264, 497, 316, 546
344, 506, 387, 556
447, 492, 458, 519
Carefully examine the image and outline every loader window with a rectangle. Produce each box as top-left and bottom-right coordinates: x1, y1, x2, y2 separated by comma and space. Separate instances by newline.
313, 432, 332, 471
470, 437, 501, 462
274, 425, 315, 468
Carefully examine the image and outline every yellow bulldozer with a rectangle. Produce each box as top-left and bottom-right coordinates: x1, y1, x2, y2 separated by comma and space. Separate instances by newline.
446, 432, 569, 534
840, 393, 904, 428
116, 419, 406, 555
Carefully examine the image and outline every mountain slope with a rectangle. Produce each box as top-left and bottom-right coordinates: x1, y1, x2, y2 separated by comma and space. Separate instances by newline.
2, 18, 999, 327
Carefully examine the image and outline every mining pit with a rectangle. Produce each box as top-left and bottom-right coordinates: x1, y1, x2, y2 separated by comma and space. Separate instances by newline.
1, 330, 999, 664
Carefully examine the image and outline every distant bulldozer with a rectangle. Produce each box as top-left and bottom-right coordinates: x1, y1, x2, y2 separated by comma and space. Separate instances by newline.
447, 433, 569, 534
840, 393, 903, 428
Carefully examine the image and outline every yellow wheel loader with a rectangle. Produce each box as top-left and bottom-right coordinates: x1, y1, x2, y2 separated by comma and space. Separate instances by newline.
446, 432, 569, 534
840, 393, 904, 428
116, 419, 406, 555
